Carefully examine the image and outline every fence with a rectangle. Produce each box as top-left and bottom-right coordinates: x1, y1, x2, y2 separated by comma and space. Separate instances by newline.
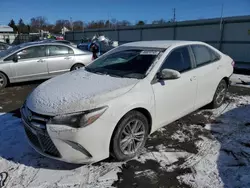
65, 15, 250, 63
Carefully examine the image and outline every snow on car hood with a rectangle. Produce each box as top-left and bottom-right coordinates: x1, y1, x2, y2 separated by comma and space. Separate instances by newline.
26, 69, 139, 115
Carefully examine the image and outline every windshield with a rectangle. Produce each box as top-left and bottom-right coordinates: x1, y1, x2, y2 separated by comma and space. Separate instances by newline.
0, 45, 22, 58
85, 47, 162, 79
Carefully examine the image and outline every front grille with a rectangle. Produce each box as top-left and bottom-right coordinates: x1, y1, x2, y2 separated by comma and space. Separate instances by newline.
24, 127, 40, 148
22, 107, 61, 158
39, 133, 61, 157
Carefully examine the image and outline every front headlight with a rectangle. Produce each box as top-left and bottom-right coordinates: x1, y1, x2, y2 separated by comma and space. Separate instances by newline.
49, 106, 108, 128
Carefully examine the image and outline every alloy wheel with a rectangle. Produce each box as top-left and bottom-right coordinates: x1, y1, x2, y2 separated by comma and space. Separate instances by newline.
215, 82, 227, 105
119, 119, 146, 155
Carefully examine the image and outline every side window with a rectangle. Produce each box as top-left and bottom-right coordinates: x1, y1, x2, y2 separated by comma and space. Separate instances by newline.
192, 45, 216, 67
16, 46, 47, 60
161, 47, 192, 73
47, 45, 74, 56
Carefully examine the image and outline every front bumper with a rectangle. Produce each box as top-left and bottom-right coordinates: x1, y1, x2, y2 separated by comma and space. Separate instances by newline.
21, 106, 117, 164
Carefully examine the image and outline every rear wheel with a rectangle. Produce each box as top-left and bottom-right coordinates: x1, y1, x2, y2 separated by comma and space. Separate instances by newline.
0, 72, 8, 89
210, 79, 228, 108
71, 63, 84, 71
111, 111, 149, 161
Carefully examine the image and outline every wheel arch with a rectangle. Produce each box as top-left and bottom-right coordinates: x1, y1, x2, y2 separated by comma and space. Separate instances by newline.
70, 63, 85, 71
0, 70, 10, 84
109, 107, 152, 154
222, 76, 230, 87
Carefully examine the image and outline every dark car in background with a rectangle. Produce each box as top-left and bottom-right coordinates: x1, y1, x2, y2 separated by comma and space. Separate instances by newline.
0, 42, 11, 52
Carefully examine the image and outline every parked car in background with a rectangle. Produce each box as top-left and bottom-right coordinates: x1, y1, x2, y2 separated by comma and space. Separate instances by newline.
77, 42, 90, 51
21, 40, 234, 164
0, 42, 11, 52
55, 35, 64, 40
51, 40, 77, 48
0, 41, 92, 89
37, 39, 77, 48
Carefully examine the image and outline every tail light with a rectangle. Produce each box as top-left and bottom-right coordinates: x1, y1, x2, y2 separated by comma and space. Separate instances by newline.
231, 60, 235, 67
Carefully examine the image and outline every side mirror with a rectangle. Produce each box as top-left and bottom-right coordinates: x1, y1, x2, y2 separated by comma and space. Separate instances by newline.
157, 69, 181, 80
13, 55, 18, 63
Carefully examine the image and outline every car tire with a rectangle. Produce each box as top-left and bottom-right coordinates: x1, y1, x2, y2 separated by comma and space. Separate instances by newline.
71, 63, 84, 71
0, 72, 8, 89
111, 111, 149, 161
209, 79, 228, 109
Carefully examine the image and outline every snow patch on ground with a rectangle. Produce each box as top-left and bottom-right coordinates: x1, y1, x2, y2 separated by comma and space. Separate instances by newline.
1, 95, 250, 187
179, 95, 250, 188
230, 74, 250, 88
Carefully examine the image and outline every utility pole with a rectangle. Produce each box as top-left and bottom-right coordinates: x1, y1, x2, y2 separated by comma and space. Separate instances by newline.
173, 8, 176, 22
220, 3, 224, 31
70, 17, 73, 31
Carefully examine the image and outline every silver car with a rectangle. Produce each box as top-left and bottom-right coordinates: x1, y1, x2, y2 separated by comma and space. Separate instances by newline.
0, 42, 93, 89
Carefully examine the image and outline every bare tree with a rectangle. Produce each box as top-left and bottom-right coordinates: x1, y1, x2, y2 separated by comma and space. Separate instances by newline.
73, 20, 84, 31
117, 20, 131, 27
54, 20, 71, 33
152, 19, 167, 25
30, 16, 48, 32
87, 20, 105, 29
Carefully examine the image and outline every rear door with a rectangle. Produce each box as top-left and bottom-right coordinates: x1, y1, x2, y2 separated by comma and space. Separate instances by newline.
190, 44, 222, 109
46, 45, 75, 76
6, 45, 48, 82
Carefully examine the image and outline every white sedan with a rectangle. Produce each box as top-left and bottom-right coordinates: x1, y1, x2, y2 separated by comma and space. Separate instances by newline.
21, 40, 234, 164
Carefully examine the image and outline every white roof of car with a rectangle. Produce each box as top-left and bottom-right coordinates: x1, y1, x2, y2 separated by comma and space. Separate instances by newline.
122, 40, 205, 48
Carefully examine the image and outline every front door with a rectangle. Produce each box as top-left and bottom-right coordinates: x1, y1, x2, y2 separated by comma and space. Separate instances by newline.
10, 45, 48, 82
152, 46, 197, 128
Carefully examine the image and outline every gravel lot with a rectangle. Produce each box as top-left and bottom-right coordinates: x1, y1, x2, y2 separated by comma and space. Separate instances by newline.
0, 74, 250, 188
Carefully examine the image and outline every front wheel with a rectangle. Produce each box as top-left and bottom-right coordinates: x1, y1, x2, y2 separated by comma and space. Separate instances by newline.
210, 79, 228, 108
0, 72, 8, 89
111, 111, 149, 161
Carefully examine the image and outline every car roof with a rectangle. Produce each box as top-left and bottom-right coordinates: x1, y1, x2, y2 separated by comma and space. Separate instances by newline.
18, 41, 72, 47
122, 40, 206, 48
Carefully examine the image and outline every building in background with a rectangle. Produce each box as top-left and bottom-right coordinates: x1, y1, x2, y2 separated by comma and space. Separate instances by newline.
61, 26, 70, 35
0, 25, 13, 33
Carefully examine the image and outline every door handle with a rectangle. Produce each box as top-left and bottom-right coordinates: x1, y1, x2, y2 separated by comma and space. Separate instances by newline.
64, 57, 71, 60
190, 76, 197, 81
37, 59, 45, 62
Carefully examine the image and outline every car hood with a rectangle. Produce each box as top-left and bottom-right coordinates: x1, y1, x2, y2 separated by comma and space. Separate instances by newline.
26, 69, 139, 116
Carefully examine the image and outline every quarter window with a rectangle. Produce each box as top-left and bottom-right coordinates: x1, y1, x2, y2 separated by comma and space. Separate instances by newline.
160, 47, 192, 73
47, 45, 74, 56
